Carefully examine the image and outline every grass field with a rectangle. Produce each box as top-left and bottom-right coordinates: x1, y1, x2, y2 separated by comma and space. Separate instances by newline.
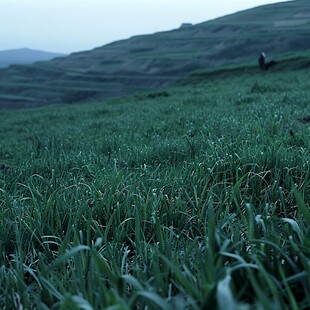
0, 62, 309, 309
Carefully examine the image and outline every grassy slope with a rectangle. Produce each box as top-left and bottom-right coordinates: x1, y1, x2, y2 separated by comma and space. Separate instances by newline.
0, 0, 310, 108
0, 59, 309, 308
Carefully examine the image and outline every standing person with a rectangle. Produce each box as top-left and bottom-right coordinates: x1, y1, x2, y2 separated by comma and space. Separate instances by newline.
258, 52, 266, 70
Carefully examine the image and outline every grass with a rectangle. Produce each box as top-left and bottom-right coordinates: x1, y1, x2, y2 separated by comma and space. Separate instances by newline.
0, 63, 309, 309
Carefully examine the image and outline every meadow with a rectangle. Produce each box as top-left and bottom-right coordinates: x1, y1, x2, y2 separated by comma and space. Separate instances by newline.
0, 63, 309, 309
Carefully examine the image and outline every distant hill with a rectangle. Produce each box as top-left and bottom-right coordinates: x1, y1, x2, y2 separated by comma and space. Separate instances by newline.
0, 0, 310, 109
0, 48, 65, 68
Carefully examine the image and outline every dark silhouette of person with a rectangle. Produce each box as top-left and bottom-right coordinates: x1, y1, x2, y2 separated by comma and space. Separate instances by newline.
259, 52, 266, 70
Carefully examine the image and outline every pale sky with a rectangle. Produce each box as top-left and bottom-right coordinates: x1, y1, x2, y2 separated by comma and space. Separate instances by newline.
0, 0, 290, 54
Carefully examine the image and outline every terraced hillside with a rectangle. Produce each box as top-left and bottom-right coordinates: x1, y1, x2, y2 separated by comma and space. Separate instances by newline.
0, 0, 309, 109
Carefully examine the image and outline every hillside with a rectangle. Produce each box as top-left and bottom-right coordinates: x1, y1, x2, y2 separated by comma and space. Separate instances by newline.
0, 0, 310, 109
0, 48, 65, 68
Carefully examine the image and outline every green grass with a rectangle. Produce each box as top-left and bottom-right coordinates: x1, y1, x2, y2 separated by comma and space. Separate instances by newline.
0, 63, 309, 309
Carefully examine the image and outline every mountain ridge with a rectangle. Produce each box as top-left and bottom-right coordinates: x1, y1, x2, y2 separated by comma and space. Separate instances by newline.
0, 48, 66, 68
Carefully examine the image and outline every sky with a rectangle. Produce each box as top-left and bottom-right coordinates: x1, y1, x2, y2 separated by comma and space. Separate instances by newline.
1, 0, 290, 54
